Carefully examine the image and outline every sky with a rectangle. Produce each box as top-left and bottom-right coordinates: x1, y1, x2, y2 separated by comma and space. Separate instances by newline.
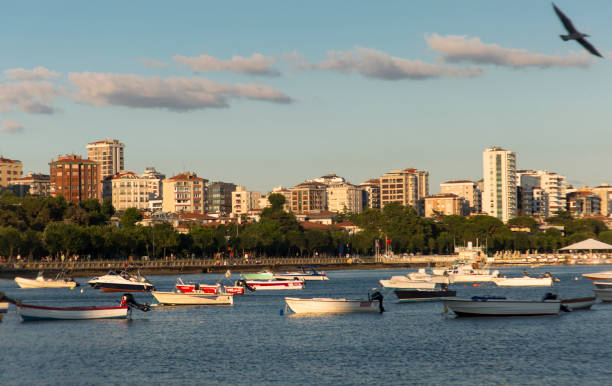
1, 0, 611, 192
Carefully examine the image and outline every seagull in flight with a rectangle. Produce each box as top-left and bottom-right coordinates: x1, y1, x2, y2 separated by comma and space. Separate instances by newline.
552, 3, 603, 58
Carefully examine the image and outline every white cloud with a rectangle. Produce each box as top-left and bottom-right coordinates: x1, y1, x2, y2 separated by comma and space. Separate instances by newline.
68, 72, 293, 111
4, 66, 60, 80
139, 58, 168, 68
294, 47, 483, 80
426, 34, 593, 68
0, 120, 24, 133
0, 80, 59, 114
173, 53, 280, 76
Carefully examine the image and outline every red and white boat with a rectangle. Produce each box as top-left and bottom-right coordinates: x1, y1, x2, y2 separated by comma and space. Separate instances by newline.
175, 278, 244, 295
243, 278, 304, 290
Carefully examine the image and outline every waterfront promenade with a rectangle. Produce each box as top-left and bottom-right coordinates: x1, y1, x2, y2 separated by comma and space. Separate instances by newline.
1, 252, 609, 278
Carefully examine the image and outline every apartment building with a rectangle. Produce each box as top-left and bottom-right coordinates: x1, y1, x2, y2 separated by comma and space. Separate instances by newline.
49, 155, 100, 203
359, 179, 381, 210
207, 181, 236, 214
162, 172, 207, 214
440, 180, 481, 215
424, 193, 464, 217
379, 168, 429, 213
591, 184, 612, 217
567, 190, 601, 217
86, 139, 125, 179
290, 181, 327, 214
111, 171, 159, 211
8, 172, 51, 197
482, 147, 517, 223
231, 186, 263, 216
141, 167, 165, 199
517, 170, 566, 217
326, 183, 363, 214
0, 157, 23, 188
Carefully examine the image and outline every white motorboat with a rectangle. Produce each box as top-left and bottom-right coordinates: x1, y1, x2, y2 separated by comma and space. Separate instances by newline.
593, 281, 612, 289
442, 296, 561, 317
561, 297, 597, 311
274, 267, 329, 281
151, 291, 234, 305
88, 270, 154, 292
493, 276, 553, 287
435, 263, 499, 282
406, 269, 452, 284
592, 283, 612, 302
242, 279, 304, 290
14, 271, 79, 289
582, 271, 612, 280
379, 276, 436, 290
285, 292, 384, 314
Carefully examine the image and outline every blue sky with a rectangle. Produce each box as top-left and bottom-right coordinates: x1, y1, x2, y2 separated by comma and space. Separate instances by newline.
1, 0, 611, 192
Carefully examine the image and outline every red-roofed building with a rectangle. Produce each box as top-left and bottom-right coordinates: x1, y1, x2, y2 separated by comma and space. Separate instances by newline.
380, 168, 429, 214
8, 172, 50, 197
359, 179, 380, 209
162, 172, 208, 214
291, 181, 326, 214
49, 154, 100, 203
424, 193, 464, 217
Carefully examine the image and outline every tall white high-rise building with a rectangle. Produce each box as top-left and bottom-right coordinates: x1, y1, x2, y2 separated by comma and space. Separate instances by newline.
86, 139, 125, 179
517, 170, 566, 217
482, 147, 517, 222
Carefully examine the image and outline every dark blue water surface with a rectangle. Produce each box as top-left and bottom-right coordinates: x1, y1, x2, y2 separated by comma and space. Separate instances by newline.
2, 265, 612, 385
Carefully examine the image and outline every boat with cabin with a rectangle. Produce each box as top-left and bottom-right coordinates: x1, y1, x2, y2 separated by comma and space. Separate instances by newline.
14, 271, 79, 289
434, 263, 499, 282
87, 269, 155, 292
273, 266, 329, 281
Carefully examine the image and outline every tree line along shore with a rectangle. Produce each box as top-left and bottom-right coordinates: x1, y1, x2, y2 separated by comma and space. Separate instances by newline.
0, 191, 611, 262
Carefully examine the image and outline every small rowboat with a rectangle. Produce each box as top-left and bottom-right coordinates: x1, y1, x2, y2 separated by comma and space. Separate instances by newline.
379, 276, 436, 290
18, 304, 129, 321
274, 267, 329, 281
15, 272, 79, 289
493, 276, 553, 287
244, 279, 304, 290
285, 292, 384, 314
175, 278, 244, 295
151, 291, 234, 306
561, 297, 596, 310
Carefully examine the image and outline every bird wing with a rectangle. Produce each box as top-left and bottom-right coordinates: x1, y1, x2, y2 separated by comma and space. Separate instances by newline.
577, 37, 603, 57
553, 3, 578, 34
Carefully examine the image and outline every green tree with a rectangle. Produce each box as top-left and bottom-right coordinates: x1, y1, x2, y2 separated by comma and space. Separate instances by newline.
120, 208, 143, 228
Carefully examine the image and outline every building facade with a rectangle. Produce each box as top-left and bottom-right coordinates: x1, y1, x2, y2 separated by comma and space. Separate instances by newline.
359, 179, 381, 210
161, 173, 207, 214
440, 180, 481, 215
591, 184, 612, 217
231, 186, 263, 216
326, 183, 363, 213
0, 157, 23, 188
49, 155, 100, 203
290, 182, 327, 214
567, 190, 601, 217
8, 172, 51, 197
482, 147, 517, 223
141, 167, 165, 199
207, 181, 236, 214
379, 168, 429, 214
111, 171, 160, 211
86, 139, 125, 180
424, 193, 464, 217
517, 169, 566, 217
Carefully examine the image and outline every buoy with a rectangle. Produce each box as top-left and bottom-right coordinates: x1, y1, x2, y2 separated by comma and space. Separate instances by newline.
473, 283, 479, 287
280, 308, 284, 316
70, 286, 75, 290
80, 288, 84, 293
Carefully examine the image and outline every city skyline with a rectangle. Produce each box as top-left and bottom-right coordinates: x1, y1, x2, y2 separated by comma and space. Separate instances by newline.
1, 1, 611, 192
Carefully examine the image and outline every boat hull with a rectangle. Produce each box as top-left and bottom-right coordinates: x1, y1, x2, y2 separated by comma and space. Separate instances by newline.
0, 302, 8, 314
593, 288, 612, 302
95, 283, 154, 292
18, 304, 128, 321
176, 284, 244, 295
246, 280, 304, 290
583, 271, 612, 280
274, 273, 329, 281
151, 291, 234, 305
561, 297, 597, 310
493, 277, 553, 287
442, 298, 561, 317
285, 297, 380, 314
15, 277, 78, 289
379, 277, 436, 290
393, 289, 456, 302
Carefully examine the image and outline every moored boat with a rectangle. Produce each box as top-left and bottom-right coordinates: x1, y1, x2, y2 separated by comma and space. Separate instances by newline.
175, 278, 244, 295
88, 270, 154, 292
15, 271, 79, 289
379, 276, 436, 290
393, 287, 456, 302
442, 296, 561, 317
273, 266, 329, 281
151, 291, 234, 305
561, 297, 597, 310
0, 302, 8, 314
16, 294, 150, 321
241, 271, 275, 280
406, 269, 452, 284
493, 275, 553, 287
435, 263, 499, 282
593, 287, 612, 302
243, 278, 304, 290
582, 271, 612, 281
285, 292, 384, 314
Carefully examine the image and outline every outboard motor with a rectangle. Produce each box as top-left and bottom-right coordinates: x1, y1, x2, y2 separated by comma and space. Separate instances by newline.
236, 279, 256, 292
121, 293, 151, 312
370, 291, 385, 313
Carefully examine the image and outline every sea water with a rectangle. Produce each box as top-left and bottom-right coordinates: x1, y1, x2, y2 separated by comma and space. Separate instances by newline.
1, 266, 612, 385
